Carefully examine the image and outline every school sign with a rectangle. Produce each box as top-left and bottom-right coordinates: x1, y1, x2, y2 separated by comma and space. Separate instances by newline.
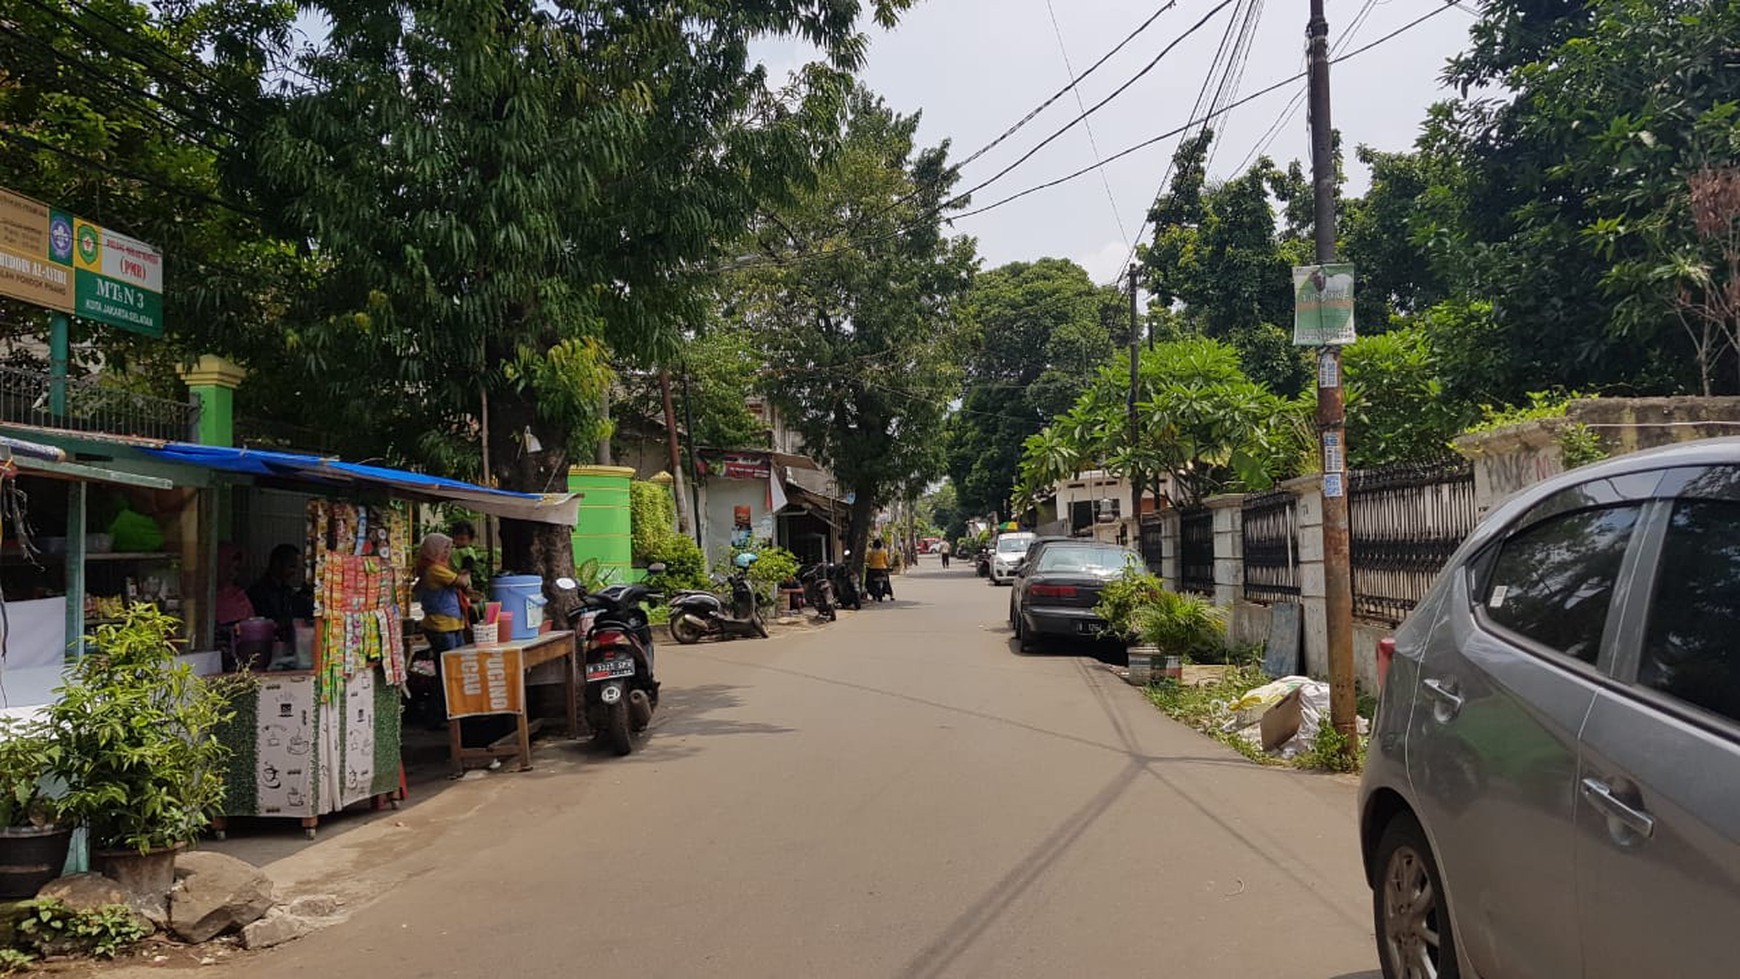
0, 187, 163, 337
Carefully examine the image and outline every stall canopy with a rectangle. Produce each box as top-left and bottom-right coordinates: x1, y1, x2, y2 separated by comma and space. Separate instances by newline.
137, 443, 580, 525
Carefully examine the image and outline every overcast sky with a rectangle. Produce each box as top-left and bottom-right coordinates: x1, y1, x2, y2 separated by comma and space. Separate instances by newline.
758, 0, 1479, 286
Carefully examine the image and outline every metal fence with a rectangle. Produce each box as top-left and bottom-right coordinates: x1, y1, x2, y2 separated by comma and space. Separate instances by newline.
1138, 512, 1164, 575
1350, 459, 1478, 624
0, 365, 199, 442
1241, 489, 1300, 603
1178, 506, 1215, 596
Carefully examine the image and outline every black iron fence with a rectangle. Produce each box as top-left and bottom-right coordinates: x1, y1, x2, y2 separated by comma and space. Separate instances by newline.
0, 365, 199, 442
1350, 459, 1478, 624
1241, 489, 1300, 603
1178, 506, 1215, 596
1138, 512, 1164, 575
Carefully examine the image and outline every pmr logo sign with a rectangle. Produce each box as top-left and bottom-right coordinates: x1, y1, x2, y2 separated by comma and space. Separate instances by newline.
71, 219, 163, 338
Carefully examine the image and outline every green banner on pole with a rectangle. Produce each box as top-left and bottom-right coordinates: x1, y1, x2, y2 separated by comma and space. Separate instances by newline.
1292, 263, 1356, 346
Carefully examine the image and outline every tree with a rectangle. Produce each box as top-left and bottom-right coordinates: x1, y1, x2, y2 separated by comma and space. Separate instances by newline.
946, 257, 1115, 520
216, 0, 913, 576
1340, 147, 1446, 331
1341, 326, 1474, 467
729, 86, 976, 572
1015, 337, 1298, 509
1141, 132, 1312, 396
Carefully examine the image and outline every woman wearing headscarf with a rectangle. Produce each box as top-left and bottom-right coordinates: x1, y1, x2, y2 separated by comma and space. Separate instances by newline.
414, 532, 472, 656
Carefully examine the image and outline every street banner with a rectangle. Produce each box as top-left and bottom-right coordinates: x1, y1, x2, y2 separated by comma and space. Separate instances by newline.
0, 188, 74, 311
1293, 263, 1356, 346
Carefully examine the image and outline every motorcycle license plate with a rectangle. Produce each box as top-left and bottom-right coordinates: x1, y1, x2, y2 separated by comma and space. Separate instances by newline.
586, 658, 636, 681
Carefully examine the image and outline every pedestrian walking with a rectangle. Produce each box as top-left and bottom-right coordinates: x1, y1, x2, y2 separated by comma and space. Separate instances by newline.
939, 539, 951, 568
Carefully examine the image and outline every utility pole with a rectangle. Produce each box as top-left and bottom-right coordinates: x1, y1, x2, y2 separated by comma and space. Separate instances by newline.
658, 369, 691, 534
680, 366, 704, 549
1127, 264, 1143, 522
1309, 0, 1357, 743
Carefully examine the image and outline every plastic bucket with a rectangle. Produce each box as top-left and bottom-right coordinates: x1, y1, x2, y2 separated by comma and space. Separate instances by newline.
489, 576, 547, 641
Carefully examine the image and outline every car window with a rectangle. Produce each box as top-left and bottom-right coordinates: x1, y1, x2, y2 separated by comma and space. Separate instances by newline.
1036, 546, 1137, 574
1480, 504, 1641, 665
996, 536, 1032, 553
1639, 499, 1740, 725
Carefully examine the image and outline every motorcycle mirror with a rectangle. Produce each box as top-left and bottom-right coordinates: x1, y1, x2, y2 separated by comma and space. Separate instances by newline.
647, 562, 667, 574
554, 576, 579, 591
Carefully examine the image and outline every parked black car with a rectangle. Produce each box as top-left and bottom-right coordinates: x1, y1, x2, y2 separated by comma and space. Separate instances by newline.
1008, 540, 1141, 651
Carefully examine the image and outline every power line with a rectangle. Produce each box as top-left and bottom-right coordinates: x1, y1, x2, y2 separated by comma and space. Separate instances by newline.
955, 1, 1459, 225
0, 126, 260, 218
1042, 0, 1129, 248
1232, 0, 1377, 176
953, 0, 1238, 204
957, 0, 1183, 173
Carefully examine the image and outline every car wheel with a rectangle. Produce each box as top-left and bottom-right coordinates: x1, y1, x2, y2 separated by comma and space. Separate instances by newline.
1373, 811, 1459, 979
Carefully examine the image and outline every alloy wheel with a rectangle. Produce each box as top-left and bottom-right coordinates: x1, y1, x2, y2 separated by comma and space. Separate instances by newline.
1382, 844, 1444, 979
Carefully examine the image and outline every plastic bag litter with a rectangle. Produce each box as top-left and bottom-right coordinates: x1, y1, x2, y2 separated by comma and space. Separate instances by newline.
1222, 676, 1314, 731
1232, 678, 1334, 759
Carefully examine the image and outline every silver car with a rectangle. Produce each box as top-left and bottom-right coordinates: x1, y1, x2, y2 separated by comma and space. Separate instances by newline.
1361, 439, 1740, 979
987, 532, 1035, 585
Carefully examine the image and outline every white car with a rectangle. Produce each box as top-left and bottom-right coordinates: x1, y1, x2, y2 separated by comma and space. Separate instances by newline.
987, 532, 1036, 585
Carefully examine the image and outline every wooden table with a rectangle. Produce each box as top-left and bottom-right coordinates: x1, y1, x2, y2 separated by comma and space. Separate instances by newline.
442, 630, 578, 775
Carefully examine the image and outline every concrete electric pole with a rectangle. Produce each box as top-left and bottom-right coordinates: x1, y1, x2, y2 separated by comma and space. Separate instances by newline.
1308, 0, 1358, 743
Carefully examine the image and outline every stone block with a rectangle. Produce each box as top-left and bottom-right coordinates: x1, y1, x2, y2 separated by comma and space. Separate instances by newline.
241, 908, 309, 950
169, 851, 276, 944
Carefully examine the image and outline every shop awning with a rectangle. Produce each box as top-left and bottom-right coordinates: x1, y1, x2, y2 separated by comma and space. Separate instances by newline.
0, 436, 176, 489
136, 443, 581, 526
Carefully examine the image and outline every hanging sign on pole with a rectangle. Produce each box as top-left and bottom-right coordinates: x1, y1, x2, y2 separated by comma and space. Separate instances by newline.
1292, 263, 1356, 346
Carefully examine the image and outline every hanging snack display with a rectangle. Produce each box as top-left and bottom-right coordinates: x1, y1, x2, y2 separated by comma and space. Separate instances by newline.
308, 500, 409, 701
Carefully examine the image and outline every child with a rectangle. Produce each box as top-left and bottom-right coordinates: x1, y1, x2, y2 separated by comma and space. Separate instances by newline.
450, 520, 489, 618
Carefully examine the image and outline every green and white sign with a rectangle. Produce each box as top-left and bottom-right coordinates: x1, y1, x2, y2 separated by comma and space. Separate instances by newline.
1292, 263, 1355, 346
71, 217, 164, 337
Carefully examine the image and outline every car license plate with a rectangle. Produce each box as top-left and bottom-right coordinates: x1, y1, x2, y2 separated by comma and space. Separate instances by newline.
1077, 620, 1102, 635
586, 658, 636, 681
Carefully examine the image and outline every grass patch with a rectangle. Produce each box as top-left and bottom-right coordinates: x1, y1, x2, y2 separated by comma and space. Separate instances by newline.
1145, 665, 1277, 765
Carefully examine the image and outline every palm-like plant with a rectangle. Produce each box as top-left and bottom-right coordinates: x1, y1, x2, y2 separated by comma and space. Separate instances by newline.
1131, 590, 1227, 661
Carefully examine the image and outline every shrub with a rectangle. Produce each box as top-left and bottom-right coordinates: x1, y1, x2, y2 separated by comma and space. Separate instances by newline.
14, 898, 149, 959
715, 544, 799, 607
43, 605, 233, 853
1132, 590, 1227, 660
630, 480, 708, 593
1093, 569, 1168, 639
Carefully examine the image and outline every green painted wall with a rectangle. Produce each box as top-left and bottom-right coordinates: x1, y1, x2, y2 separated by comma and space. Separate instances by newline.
569, 465, 635, 583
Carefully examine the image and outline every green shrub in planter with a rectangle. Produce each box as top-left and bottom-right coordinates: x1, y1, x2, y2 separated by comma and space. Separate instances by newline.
0, 720, 61, 830
1093, 569, 1169, 639
1131, 590, 1227, 662
42, 605, 234, 854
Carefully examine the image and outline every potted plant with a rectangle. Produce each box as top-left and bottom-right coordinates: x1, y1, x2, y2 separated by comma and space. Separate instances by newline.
0, 719, 71, 899
1132, 590, 1228, 682
41, 605, 233, 911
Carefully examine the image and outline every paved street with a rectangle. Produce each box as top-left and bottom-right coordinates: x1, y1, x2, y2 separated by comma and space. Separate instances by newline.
126, 565, 1377, 978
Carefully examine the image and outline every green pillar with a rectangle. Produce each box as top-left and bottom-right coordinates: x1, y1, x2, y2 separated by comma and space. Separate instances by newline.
569, 465, 634, 584
176, 354, 247, 447
50, 312, 69, 419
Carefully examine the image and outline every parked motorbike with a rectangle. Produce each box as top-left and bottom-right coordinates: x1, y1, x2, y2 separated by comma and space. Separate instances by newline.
800, 563, 837, 621
865, 566, 894, 602
554, 571, 663, 756
668, 552, 769, 644
974, 548, 990, 578
828, 561, 863, 611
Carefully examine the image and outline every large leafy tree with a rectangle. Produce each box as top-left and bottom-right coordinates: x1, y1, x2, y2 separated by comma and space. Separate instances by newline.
730, 86, 976, 570
0, 0, 298, 390
217, 0, 911, 573
1015, 337, 1298, 510
946, 257, 1117, 521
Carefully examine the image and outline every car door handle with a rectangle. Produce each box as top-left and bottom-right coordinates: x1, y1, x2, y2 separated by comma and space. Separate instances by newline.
1422, 677, 1465, 718
1581, 777, 1656, 841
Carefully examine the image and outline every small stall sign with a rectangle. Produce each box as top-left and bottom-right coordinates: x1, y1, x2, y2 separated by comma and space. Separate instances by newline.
705, 452, 772, 480
1292, 263, 1356, 346
442, 646, 526, 718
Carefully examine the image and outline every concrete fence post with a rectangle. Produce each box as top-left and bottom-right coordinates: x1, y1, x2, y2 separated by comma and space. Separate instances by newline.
1205, 494, 1244, 610
1282, 474, 1328, 678
1160, 509, 1182, 591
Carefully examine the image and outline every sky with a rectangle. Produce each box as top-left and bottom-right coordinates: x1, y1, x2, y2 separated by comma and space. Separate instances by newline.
756, 0, 1480, 286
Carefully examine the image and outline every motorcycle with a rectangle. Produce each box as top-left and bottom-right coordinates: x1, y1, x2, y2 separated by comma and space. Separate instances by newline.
553, 572, 663, 756
865, 566, 894, 602
974, 548, 991, 578
799, 563, 837, 621
828, 561, 863, 611
667, 552, 769, 644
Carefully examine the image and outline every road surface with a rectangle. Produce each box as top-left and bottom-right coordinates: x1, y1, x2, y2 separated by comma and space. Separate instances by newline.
120, 564, 1379, 978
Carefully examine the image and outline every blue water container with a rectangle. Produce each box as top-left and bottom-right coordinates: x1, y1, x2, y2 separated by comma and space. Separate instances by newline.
490, 575, 548, 641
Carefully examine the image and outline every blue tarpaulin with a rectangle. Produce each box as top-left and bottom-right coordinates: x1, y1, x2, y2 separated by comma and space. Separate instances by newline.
138, 443, 580, 525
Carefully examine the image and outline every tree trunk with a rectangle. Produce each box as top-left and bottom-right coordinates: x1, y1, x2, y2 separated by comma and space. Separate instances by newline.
845, 491, 875, 578
489, 388, 576, 595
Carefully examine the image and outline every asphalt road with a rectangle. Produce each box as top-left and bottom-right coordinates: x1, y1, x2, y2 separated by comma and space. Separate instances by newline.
121, 563, 1380, 978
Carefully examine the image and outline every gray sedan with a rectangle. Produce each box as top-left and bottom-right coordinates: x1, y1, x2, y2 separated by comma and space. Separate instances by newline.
1361, 439, 1740, 979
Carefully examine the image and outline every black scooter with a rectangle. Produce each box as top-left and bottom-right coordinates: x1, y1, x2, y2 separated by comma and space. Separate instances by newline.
828, 562, 863, 611
554, 573, 663, 756
800, 563, 837, 621
866, 566, 894, 602
668, 558, 768, 644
